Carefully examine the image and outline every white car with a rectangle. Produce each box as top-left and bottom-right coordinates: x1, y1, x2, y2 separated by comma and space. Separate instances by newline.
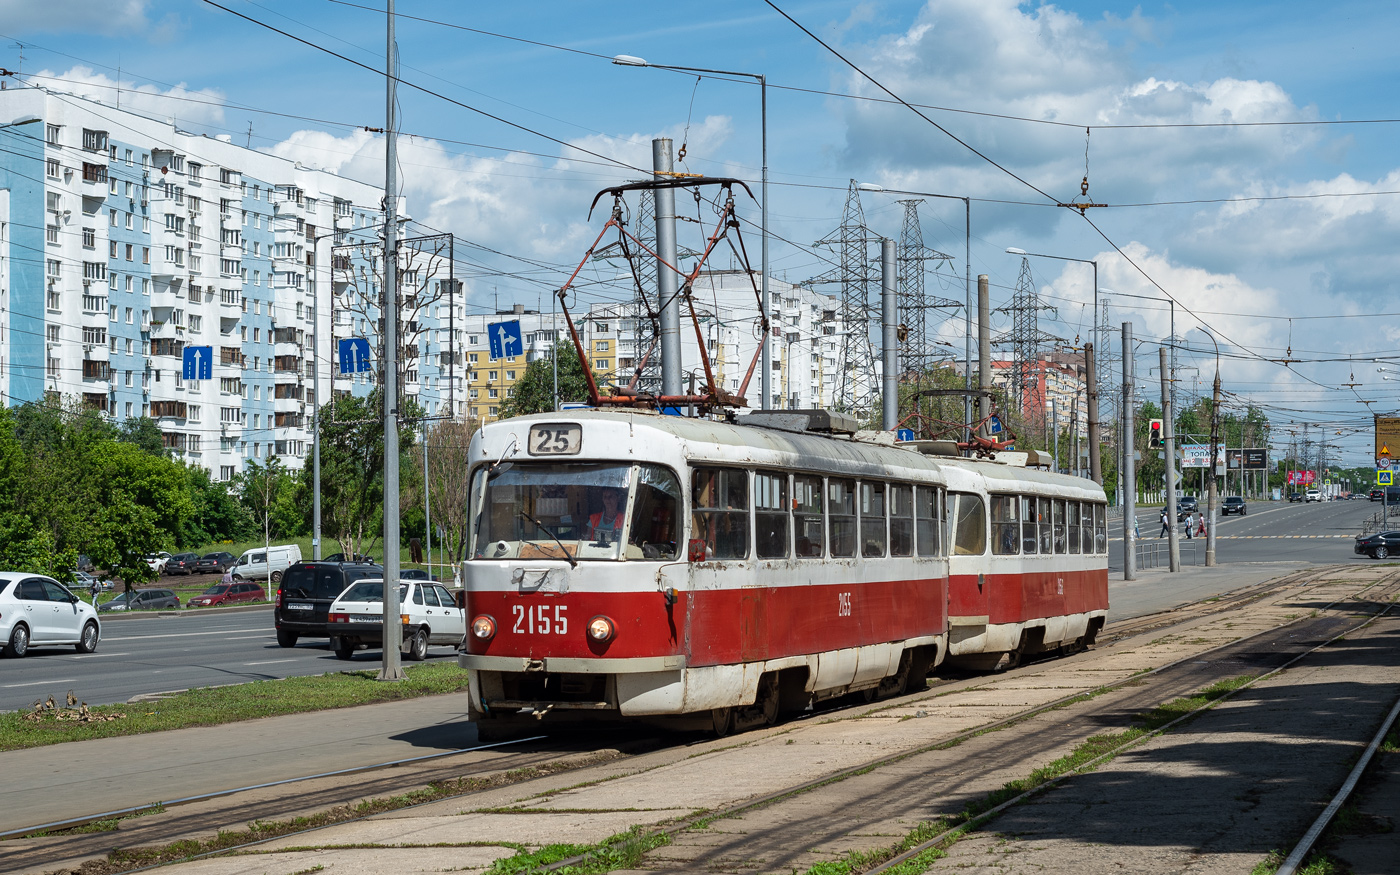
325, 579, 465, 661
1305, 489, 1323, 503
144, 552, 172, 574
1, 573, 102, 658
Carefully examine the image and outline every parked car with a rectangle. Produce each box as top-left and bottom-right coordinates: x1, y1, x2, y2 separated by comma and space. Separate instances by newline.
399, 568, 438, 581
326, 579, 465, 661
0, 573, 102, 657
75, 554, 95, 574
1305, 489, 1323, 503
98, 588, 180, 612
273, 561, 383, 648
1355, 530, 1400, 559
195, 552, 237, 574
1288, 491, 1303, 503
1221, 496, 1247, 516
323, 552, 375, 564
1370, 489, 1385, 501
165, 552, 200, 575
231, 544, 303, 585
71, 570, 112, 592
144, 552, 173, 574
186, 580, 265, 608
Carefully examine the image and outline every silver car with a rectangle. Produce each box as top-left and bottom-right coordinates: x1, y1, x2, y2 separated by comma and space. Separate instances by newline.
0, 573, 102, 658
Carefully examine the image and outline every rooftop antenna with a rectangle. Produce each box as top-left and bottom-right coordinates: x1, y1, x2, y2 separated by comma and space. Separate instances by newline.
246, 122, 254, 148
4, 42, 23, 91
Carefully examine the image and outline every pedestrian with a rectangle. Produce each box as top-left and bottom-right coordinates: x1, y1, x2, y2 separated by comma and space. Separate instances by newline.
1159, 508, 1170, 538
1184, 511, 1194, 539
1197, 513, 1207, 538
89, 579, 100, 604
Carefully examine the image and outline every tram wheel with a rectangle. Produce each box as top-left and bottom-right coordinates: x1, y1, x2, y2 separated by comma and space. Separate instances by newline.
757, 674, 780, 727
711, 707, 736, 737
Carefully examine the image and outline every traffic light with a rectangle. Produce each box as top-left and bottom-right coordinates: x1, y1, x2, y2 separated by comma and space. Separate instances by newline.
1148, 418, 1163, 448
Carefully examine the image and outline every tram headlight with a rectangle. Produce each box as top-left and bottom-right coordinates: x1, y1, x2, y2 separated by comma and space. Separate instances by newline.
470, 614, 496, 640
586, 615, 615, 642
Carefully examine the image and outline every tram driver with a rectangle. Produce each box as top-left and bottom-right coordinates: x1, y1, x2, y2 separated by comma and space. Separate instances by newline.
586, 488, 627, 544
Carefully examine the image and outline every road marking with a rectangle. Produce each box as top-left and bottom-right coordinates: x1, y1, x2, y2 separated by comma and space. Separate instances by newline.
243, 659, 297, 666
2, 678, 76, 688
225, 634, 273, 640
102, 628, 266, 642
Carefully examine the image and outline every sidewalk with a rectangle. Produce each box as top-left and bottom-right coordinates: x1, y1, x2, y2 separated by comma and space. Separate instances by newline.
1108, 559, 1312, 621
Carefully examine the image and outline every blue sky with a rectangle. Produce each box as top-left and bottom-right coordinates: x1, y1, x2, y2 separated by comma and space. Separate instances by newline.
5, 0, 1399, 468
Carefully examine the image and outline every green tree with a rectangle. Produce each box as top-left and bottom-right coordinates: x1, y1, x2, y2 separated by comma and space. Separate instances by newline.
182, 465, 256, 547
116, 416, 168, 457
499, 345, 592, 418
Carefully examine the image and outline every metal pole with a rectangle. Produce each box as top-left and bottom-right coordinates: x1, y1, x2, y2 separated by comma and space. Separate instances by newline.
964, 199, 972, 444
312, 259, 321, 561
759, 76, 770, 410
1207, 366, 1222, 566
881, 239, 897, 430
977, 274, 991, 436
1122, 322, 1136, 580
1086, 342, 1101, 484
654, 139, 682, 397
379, 0, 405, 681
1052, 400, 1059, 474
551, 294, 558, 411
1160, 346, 1180, 571
423, 421, 430, 575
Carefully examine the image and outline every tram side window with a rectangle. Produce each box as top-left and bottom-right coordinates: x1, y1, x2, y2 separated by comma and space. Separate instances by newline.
1021, 496, 1038, 554
755, 472, 790, 559
628, 465, 682, 560
828, 478, 857, 558
889, 484, 913, 557
692, 467, 749, 560
793, 475, 824, 557
1094, 503, 1107, 553
1037, 497, 1053, 554
1079, 502, 1094, 554
915, 486, 940, 557
1067, 502, 1082, 555
991, 495, 1019, 555
860, 481, 887, 557
1053, 499, 1067, 554
951, 492, 986, 556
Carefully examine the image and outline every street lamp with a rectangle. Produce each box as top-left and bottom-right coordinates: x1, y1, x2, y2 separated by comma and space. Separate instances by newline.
1195, 327, 1223, 567
613, 55, 771, 409
857, 184, 972, 439
0, 114, 41, 129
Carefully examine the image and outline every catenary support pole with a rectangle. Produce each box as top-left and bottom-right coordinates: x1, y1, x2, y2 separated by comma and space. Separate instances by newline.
1206, 367, 1222, 566
978, 274, 991, 437
1086, 342, 1101, 484
881, 239, 897, 430
759, 75, 770, 410
964, 203, 973, 445
312, 271, 321, 561
1160, 346, 1180, 572
654, 139, 682, 398
1122, 322, 1137, 580
379, 0, 405, 681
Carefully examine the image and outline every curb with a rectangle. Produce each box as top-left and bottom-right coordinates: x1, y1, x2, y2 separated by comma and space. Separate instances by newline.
94, 604, 273, 621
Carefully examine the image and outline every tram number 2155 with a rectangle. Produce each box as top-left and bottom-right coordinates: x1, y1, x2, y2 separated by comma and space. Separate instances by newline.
513, 604, 568, 634
837, 592, 852, 617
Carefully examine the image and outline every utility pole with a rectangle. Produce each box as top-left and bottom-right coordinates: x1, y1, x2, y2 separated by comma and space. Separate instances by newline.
1206, 367, 1222, 566
1160, 346, 1180, 572
881, 239, 897, 430
1122, 322, 1136, 580
977, 275, 992, 436
654, 139, 681, 397
1086, 342, 1101, 484
312, 269, 321, 561
378, 0, 405, 681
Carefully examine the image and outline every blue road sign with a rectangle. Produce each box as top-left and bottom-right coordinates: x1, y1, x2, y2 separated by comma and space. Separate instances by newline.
182, 345, 212, 380
896, 428, 916, 442
338, 337, 371, 374
488, 319, 523, 360
988, 415, 1004, 435
1379, 470, 1393, 487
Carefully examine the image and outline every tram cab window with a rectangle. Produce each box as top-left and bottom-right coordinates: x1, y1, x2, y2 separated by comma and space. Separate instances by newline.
860, 482, 887, 557
828, 479, 857, 558
755, 472, 790, 559
692, 467, 749, 560
1094, 504, 1107, 553
1037, 497, 1053, 555
469, 461, 634, 561
1078, 502, 1094, 555
628, 465, 682, 560
889, 485, 913, 557
991, 495, 1019, 555
793, 475, 824, 557
1052, 500, 1067, 554
1067, 502, 1082, 554
1021, 496, 1038, 555
915, 486, 941, 557
950, 492, 986, 556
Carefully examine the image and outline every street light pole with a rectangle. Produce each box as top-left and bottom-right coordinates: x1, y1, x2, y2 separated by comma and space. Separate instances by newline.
613, 56, 769, 408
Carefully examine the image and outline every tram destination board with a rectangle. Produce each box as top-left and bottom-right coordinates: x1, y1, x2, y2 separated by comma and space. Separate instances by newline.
1377, 416, 1400, 461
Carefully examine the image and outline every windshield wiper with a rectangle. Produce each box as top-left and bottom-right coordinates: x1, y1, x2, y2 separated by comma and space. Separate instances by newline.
517, 511, 578, 569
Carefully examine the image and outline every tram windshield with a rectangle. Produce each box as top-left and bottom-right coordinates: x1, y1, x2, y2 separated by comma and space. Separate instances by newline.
468, 462, 681, 562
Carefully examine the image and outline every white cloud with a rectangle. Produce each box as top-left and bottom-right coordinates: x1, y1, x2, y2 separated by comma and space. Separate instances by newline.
32, 66, 226, 127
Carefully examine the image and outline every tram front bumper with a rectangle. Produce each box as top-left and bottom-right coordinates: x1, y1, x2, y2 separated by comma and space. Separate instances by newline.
459, 653, 686, 673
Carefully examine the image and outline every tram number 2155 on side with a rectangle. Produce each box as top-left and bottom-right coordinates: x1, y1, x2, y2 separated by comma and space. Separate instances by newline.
513, 604, 568, 635
837, 592, 852, 617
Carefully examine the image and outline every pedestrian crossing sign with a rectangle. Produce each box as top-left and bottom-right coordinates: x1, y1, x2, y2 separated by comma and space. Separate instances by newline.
1379, 470, 1394, 487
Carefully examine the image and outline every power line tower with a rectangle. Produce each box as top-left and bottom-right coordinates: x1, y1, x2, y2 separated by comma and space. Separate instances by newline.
807, 180, 882, 414
993, 256, 1060, 422
591, 189, 664, 394
895, 200, 959, 380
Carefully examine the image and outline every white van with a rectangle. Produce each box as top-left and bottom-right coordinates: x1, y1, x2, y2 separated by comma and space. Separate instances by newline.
231, 544, 303, 584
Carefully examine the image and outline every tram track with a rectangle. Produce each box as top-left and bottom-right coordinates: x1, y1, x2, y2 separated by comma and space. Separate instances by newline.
13, 568, 1396, 875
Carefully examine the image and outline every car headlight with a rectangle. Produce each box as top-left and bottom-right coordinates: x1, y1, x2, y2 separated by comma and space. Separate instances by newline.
587, 615, 615, 642
470, 615, 496, 639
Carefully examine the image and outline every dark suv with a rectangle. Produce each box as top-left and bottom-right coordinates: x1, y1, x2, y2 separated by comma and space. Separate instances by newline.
274, 561, 383, 648
1221, 496, 1247, 515
1175, 495, 1199, 521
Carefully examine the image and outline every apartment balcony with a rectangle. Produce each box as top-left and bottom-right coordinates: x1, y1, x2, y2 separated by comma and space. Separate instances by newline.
148, 320, 185, 341
150, 248, 186, 280
272, 396, 302, 415
333, 213, 354, 230
81, 341, 110, 363
219, 288, 242, 310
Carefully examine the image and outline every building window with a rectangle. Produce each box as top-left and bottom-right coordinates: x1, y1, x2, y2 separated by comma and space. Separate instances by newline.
46, 158, 60, 178
82, 129, 109, 152
46, 124, 61, 145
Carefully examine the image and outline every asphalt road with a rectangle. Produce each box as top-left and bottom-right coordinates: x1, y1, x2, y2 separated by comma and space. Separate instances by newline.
0, 608, 459, 713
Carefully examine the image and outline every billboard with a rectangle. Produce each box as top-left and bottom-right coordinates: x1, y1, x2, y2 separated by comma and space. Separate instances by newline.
1376, 416, 1400, 461
1226, 448, 1268, 471
1286, 470, 1316, 486
1181, 444, 1224, 468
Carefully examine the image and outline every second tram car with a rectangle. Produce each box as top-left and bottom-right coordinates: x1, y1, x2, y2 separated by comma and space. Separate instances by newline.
458, 409, 1108, 734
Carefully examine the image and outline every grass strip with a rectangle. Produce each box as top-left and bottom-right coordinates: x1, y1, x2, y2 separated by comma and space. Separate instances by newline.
481, 825, 669, 875
0, 662, 472, 751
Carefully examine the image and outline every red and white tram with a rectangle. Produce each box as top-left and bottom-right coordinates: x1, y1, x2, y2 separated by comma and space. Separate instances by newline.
458, 409, 1107, 734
